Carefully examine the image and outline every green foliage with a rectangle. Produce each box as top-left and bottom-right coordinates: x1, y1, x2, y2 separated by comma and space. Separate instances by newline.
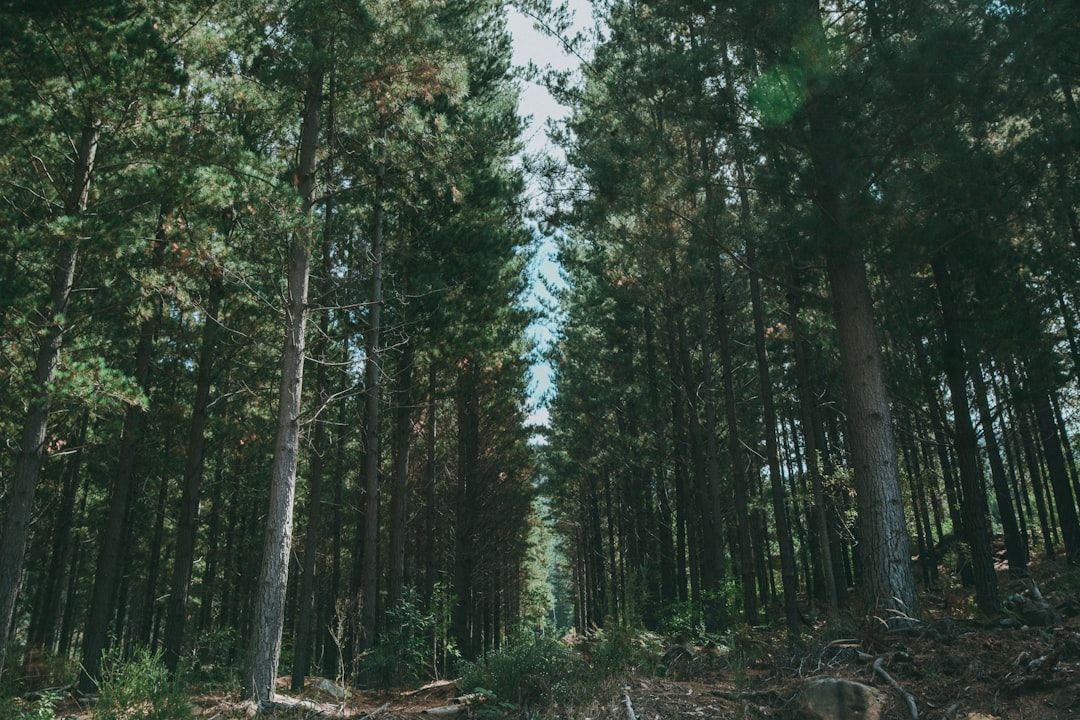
91, 648, 190, 720
461, 634, 587, 714
580, 625, 664, 678
0, 690, 60, 720
364, 589, 437, 687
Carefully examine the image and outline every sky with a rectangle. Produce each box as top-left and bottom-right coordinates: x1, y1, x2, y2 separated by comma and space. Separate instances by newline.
507, 1, 593, 430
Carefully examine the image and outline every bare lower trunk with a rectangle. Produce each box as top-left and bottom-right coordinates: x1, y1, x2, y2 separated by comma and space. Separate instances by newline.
244, 236, 311, 703
360, 129, 387, 651
163, 267, 224, 674
243, 51, 321, 704
825, 248, 918, 619
388, 340, 416, 610
79, 214, 167, 692
931, 255, 998, 612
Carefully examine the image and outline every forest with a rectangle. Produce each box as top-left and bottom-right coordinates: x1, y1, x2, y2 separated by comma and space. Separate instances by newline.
0, 0, 1078, 718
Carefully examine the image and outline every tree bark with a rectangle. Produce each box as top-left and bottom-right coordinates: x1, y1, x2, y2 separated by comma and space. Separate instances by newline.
164, 266, 224, 673
716, 284, 756, 623
388, 339, 417, 611
79, 217, 166, 692
825, 247, 919, 619
746, 236, 800, 633
242, 50, 322, 704
931, 254, 998, 612
360, 126, 388, 651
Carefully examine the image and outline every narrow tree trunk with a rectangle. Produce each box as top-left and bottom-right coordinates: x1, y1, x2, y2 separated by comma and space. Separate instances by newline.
931, 255, 998, 613
716, 285, 756, 622
423, 366, 439, 603
0, 119, 99, 679
970, 363, 1027, 574
26, 411, 89, 655
291, 88, 337, 683
360, 127, 388, 651
242, 51, 322, 704
788, 285, 840, 607
79, 224, 165, 692
746, 237, 800, 633
696, 282, 727, 603
453, 362, 480, 657
163, 266, 224, 673
388, 340, 417, 611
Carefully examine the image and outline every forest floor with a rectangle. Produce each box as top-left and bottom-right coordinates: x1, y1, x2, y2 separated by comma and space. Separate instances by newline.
38, 560, 1080, 719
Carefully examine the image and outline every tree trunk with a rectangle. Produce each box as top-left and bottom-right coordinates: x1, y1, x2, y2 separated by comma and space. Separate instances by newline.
242, 51, 322, 704
26, 411, 89, 655
291, 82, 337, 681
788, 284, 841, 607
453, 361, 481, 657
716, 284, 756, 623
825, 247, 918, 619
0, 119, 99, 680
970, 362, 1027, 574
746, 237, 800, 633
388, 339, 417, 611
163, 266, 224, 673
931, 254, 998, 613
360, 126, 388, 651
79, 223, 166, 692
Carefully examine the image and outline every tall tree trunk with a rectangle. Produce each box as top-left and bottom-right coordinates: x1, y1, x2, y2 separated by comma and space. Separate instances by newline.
788, 284, 841, 608
79, 225, 166, 692
242, 51, 322, 704
1033, 387, 1080, 560
825, 247, 918, 618
163, 266, 224, 673
0, 119, 99, 679
360, 126, 388, 651
970, 363, 1027, 574
796, 0, 917, 617
388, 339, 417, 611
26, 411, 89, 655
931, 254, 998, 613
696, 282, 726, 602
716, 284, 756, 623
291, 83, 337, 682
675, 310, 708, 604
453, 361, 480, 657
423, 365, 439, 603
745, 236, 800, 633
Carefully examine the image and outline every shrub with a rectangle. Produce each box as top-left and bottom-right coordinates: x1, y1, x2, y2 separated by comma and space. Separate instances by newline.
461, 633, 587, 715
364, 589, 438, 687
0, 690, 60, 720
91, 647, 190, 720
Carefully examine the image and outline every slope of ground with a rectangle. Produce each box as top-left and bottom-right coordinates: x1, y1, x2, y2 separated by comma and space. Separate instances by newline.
24, 562, 1080, 719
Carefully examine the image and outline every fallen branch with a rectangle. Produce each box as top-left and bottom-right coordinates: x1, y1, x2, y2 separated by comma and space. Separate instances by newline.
871, 656, 917, 720
710, 688, 783, 703
360, 701, 391, 719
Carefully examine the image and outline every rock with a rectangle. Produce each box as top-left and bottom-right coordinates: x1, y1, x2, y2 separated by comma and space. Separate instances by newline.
1004, 587, 1062, 627
313, 678, 347, 699
796, 678, 884, 720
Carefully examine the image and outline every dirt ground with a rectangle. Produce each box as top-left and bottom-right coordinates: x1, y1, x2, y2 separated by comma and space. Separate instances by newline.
37, 564, 1080, 719
184, 615, 1080, 719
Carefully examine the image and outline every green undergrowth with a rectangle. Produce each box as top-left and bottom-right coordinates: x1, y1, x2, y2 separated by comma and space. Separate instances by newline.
91, 647, 191, 720
460, 626, 666, 718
